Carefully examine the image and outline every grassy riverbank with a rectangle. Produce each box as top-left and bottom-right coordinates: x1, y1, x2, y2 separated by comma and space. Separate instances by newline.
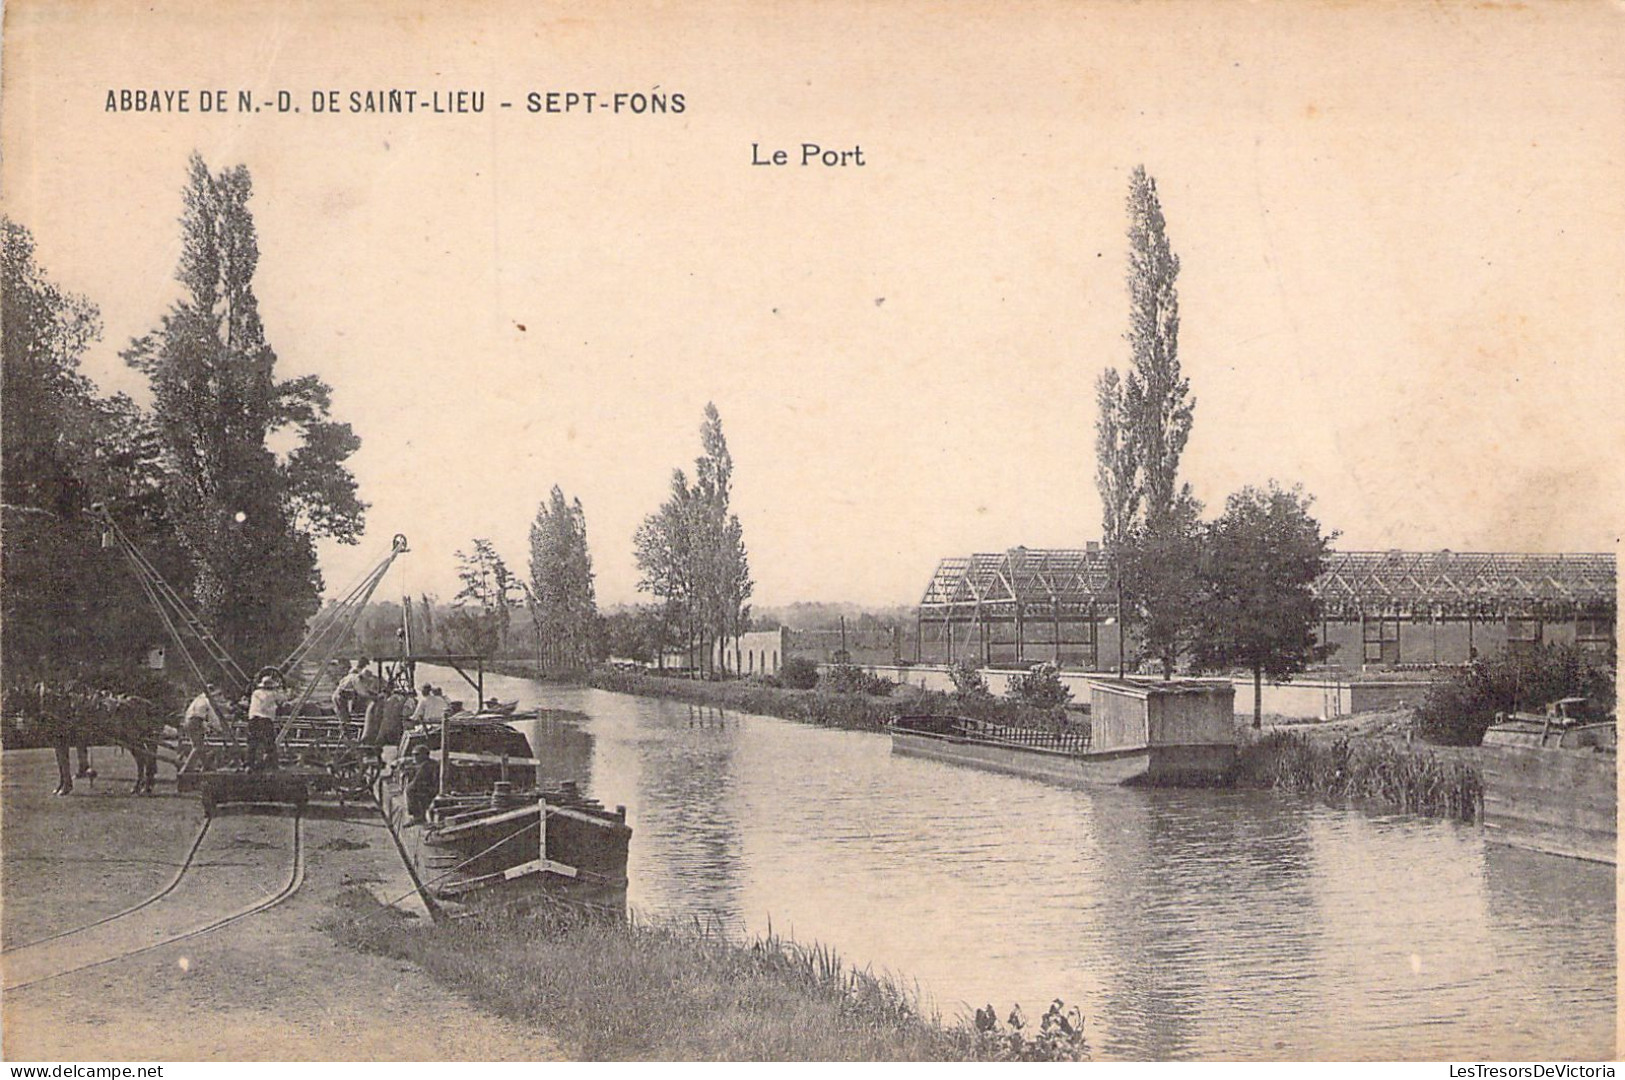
579, 665, 903, 731
568, 665, 1074, 733
322, 890, 1085, 1061
1236, 726, 1481, 822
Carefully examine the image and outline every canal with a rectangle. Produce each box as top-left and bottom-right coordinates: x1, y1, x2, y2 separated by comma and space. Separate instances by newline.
437, 668, 1616, 1060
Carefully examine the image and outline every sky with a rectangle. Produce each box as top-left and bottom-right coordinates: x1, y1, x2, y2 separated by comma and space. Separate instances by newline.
4, 1, 1622, 608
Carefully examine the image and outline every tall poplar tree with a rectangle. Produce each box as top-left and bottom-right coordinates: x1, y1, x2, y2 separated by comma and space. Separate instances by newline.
123, 155, 366, 667
1122, 166, 1195, 520
528, 486, 598, 672
694, 403, 753, 670
1094, 166, 1200, 677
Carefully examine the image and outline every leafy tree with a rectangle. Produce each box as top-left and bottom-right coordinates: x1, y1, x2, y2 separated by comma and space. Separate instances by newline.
527, 486, 598, 672
122, 155, 366, 667
634, 468, 700, 665
1120, 494, 1205, 679
2, 218, 103, 516
1094, 166, 1199, 676
447, 538, 521, 656
633, 403, 753, 674
596, 605, 665, 664
2, 219, 183, 676
1190, 483, 1334, 727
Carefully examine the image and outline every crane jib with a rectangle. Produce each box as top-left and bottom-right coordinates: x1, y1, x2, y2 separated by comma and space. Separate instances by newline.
89, 503, 408, 724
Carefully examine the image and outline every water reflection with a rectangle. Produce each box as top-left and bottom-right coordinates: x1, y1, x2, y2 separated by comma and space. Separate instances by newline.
1083, 789, 1325, 1060
436, 668, 1616, 1060
569, 689, 748, 925
526, 709, 595, 791
1478, 843, 1616, 1057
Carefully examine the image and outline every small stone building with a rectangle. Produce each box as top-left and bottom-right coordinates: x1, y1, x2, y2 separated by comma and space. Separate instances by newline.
711, 628, 787, 677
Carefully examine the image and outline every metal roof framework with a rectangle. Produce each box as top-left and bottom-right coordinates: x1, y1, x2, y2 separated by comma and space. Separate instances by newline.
918, 548, 1617, 621
918, 548, 1116, 621
1313, 551, 1615, 620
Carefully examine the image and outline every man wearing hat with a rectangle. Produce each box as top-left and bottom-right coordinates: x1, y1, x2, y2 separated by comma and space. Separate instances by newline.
246, 672, 286, 772
411, 684, 448, 725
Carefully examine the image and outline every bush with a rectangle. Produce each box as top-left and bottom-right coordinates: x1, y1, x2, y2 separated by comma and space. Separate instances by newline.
777, 656, 821, 690
824, 663, 895, 697
947, 660, 991, 702
1414, 644, 1616, 746
1005, 662, 1072, 711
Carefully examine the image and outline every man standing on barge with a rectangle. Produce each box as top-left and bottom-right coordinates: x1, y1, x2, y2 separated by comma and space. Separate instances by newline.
247, 673, 285, 771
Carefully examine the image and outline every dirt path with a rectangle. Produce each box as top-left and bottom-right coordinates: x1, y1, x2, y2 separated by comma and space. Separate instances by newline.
2, 748, 562, 1060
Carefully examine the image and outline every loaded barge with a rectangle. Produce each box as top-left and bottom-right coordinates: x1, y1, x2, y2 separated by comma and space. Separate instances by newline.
376, 712, 632, 915
892, 677, 1237, 787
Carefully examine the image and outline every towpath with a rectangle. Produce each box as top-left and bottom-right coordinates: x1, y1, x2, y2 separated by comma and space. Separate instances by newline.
2, 748, 562, 1060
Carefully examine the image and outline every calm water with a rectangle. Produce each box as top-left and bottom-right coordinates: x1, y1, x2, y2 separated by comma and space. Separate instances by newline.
439, 668, 1616, 1061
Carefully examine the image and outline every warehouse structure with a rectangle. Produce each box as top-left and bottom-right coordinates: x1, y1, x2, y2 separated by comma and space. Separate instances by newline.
915, 546, 1616, 672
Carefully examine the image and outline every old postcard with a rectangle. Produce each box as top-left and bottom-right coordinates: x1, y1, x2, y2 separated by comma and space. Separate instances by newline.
2, 0, 1620, 1065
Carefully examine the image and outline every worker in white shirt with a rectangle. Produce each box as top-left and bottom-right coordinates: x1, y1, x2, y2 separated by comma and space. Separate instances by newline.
181, 683, 223, 769
332, 659, 369, 724
411, 684, 448, 724
247, 673, 286, 771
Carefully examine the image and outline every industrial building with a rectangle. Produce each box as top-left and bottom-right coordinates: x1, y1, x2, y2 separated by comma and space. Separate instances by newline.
915, 546, 1616, 673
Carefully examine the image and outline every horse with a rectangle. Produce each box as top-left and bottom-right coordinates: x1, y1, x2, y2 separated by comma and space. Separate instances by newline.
4, 682, 179, 795
4, 681, 96, 794
87, 692, 168, 793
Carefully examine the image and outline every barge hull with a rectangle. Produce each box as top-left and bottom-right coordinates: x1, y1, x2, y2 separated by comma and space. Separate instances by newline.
1478, 746, 1616, 865
890, 730, 1234, 787
379, 790, 631, 912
